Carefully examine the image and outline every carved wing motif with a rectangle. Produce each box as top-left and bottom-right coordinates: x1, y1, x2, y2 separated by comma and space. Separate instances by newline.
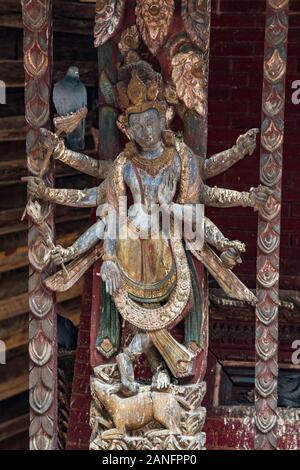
181, 0, 211, 52
171, 51, 206, 116
94, 0, 126, 48
135, 0, 174, 55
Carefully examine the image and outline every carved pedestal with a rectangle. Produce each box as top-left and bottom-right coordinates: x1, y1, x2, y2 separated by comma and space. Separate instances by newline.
90, 364, 206, 451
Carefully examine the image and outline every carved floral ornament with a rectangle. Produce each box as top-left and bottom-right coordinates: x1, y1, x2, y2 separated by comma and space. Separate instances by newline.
135, 0, 175, 55
21, 0, 48, 31
94, 0, 126, 48
181, 0, 211, 51
118, 25, 139, 55
171, 50, 206, 116
94, 0, 211, 54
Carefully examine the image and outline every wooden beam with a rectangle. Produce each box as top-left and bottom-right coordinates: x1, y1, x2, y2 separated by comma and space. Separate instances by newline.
0, 0, 95, 35
0, 414, 29, 443
0, 206, 90, 236
1, 298, 82, 352
0, 116, 26, 141
0, 147, 97, 188
0, 113, 94, 142
0, 303, 81, 402
1, 60, 97, 88
0, 230, 82, 273
0, 280, 84, 322
0, 374, 28, 402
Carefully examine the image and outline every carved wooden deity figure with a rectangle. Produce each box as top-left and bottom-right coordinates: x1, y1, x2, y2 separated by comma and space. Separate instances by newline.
25, 44, 270, 449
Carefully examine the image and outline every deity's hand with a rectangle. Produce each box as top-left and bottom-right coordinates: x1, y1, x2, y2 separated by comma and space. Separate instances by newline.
219, 239, 245, 253
236, 128, 259, 157
23, 176, 48, 200
39, 128, 64, 158
100, 260, 121, 295
152, 368, 171, 390
249, 184, 273, 211
50, 245, 76, 265
158, 172, 177, 207
220, 241, 245, 269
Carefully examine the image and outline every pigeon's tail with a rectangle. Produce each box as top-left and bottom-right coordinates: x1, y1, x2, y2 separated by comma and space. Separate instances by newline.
66, 120, 85, 151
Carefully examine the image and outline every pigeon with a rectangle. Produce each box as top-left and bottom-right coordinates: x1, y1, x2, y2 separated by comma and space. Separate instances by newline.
53, 66, 87, 151
57, 313, 78, 351
278, 373, 300, 408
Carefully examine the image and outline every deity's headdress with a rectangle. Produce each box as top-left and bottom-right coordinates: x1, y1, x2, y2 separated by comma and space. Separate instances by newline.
117, 69, 167, 122
115, 26, 177, 133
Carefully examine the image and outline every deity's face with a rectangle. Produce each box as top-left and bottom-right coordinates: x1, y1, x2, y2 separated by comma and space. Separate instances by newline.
127, 108, 164, 150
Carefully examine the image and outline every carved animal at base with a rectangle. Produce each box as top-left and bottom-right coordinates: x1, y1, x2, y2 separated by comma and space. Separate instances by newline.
91, 378, 190, 439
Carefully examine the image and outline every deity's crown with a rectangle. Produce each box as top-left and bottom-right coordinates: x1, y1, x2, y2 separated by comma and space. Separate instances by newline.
116, 69, 167, 123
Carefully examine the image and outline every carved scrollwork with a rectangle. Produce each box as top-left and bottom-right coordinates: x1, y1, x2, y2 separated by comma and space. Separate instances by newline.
265, 12, 288, 45
256, 301, 278, 325
29, 289, 53, 318
22, 0, 57, 450
257, 258, 279, 288
258, 196, 281, 221
135, 0, 175, 55
22, 0, 48, 30
29, 387, 54, 415
261, 118, 283, 152
29, 334, 53, 366
262, 86, 284, 117
171, 51, 207, 116
255, 0, 289, 450
94, 0, 126, 48
28, 238, 51, 271
264, 49, 286, 83
260, 153, 282, 186
181, 0, 211, 52
257, 222, 280, 253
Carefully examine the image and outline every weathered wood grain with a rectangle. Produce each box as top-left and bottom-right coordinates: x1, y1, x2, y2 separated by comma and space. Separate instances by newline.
1, 60, 97, 88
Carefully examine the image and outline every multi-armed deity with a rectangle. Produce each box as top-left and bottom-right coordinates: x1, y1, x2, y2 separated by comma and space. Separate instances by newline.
25, 22, 271, 450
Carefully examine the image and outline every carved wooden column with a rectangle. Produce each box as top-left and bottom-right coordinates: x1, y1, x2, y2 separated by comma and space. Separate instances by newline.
22, 0, 57, 450
181, 0, 211, 384
255, 0, 289, 451
89, 0, 211, 451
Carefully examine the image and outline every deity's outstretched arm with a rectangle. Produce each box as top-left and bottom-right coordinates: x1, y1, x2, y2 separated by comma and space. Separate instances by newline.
25, 176, 106, 208
202, 128, 259, 180
40, 128, 112, 179
50, 218, 106, 265
53, 140, 112, 179
203, 217, 241, 252
199, 183, 270, 210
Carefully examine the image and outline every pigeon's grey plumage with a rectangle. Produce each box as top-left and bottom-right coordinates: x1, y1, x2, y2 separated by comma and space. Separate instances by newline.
278, 373, 300, 408
53, 66, 87, 151
57, 314, 78, 350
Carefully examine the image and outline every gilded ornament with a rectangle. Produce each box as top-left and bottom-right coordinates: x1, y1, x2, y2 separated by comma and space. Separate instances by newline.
181, 0, 211, 51
118, 25, 140, 55
264, 48, 286, 83
94, 0, 126, 48
172, 51, 206, 116
135, 0, 175, 55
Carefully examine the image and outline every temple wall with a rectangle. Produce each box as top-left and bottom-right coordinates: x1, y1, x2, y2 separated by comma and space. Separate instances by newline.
207, 0, 300, 289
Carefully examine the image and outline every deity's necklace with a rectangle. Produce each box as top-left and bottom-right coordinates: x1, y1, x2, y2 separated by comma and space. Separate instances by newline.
127, 141, 177, 177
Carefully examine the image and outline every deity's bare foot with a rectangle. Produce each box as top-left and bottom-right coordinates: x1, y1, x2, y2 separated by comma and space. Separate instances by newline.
152, 368, 171, 390
119, 378, 140, 397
